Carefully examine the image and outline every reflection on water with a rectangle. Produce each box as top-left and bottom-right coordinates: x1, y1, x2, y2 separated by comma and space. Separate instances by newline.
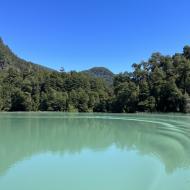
0, 113, 190, 190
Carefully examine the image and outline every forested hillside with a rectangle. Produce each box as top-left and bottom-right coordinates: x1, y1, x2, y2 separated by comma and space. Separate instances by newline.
0, 38, 190, 113
0, 38, 111, 112
82, 67, 114, 85
112, 49, 190, 113
0, 38, 53, 72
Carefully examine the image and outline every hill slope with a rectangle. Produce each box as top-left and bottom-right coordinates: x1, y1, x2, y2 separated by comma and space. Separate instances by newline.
82, 67, 114, 85
0, 38, 54, 72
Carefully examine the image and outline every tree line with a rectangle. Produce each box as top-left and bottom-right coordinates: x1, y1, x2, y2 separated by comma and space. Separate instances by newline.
0, 45, 190, 113
112, 46, 190, 113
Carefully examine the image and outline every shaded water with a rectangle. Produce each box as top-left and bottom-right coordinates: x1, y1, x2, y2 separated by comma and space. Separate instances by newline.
0, 113, 190, 190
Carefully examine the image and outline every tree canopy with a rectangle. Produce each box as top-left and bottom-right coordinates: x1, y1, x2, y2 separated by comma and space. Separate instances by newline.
0, 38, 190, 113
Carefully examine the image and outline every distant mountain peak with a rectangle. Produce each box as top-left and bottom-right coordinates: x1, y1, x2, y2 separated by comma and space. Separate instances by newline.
82, 67, 115, 85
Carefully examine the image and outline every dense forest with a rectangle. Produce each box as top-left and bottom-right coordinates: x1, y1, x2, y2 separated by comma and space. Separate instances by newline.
0, 38, 190, 113
82, 67, 114, 85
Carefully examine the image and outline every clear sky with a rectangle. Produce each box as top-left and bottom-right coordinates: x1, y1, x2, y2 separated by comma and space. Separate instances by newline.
0, 0, 190, 73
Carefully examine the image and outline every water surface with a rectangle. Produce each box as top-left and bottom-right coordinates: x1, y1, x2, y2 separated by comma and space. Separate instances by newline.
0, 113, 190, 190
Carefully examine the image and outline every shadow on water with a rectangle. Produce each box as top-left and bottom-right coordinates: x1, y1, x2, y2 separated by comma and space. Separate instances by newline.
0, 113, 190, 175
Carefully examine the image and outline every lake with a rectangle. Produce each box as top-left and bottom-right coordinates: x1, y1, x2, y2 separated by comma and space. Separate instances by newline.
0, 113, 190, 190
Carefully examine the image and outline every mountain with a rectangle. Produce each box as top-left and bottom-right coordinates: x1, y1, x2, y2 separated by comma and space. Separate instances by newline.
0, 38, 111, 112
82, 67, 115, 85
0, 38, 115, 84
0, 38, 54, 72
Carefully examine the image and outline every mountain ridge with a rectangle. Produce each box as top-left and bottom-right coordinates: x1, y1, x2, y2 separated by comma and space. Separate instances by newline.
82, 67, 115, 85
0, 38, 55, 72
0, 38, 114, 84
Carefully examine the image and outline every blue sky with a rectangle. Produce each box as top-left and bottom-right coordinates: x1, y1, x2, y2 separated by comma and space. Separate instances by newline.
0, 0, 190, 73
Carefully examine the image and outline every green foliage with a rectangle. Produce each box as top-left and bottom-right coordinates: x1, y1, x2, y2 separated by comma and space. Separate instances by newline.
0, 38, 190, 113
10, 90, 32, 111
112, 47, 190, 113
82, 67, 114, 85
113, 81, 139, 113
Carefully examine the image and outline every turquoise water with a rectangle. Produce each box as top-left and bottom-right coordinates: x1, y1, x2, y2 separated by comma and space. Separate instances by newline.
0, 113, 190, 190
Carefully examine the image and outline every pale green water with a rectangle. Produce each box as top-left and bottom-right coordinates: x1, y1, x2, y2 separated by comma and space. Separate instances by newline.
0, 113, 190, 190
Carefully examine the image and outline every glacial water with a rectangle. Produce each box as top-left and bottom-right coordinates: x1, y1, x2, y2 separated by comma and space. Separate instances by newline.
0, 113, 190, 190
